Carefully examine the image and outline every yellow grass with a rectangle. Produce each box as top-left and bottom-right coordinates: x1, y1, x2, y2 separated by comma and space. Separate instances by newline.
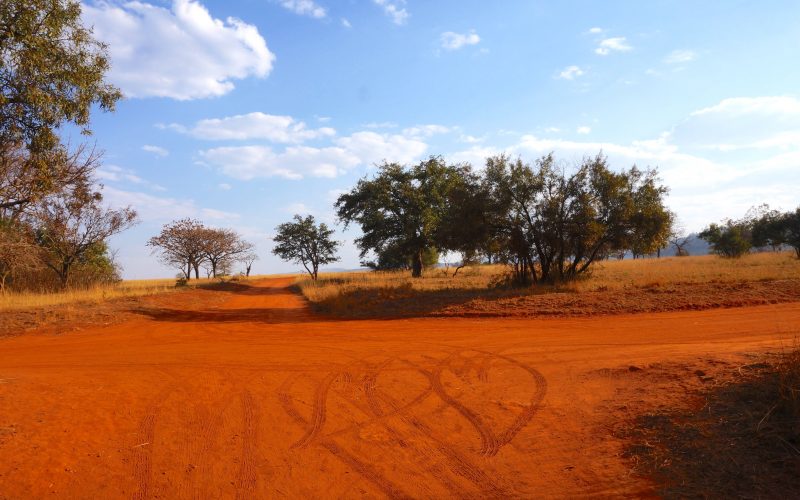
299, 252, 800, 305
0, 277, 213, 312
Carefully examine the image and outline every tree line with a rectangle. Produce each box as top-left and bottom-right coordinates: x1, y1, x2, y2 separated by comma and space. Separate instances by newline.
269, 154, 675, 285
700, 205, 800, 258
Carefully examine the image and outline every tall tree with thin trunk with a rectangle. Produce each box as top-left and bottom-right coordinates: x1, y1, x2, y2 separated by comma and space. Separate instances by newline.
272, 215, 339, 280
200, 227, 254, 278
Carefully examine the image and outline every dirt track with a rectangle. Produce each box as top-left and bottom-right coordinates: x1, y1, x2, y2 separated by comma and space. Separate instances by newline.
0, 278, 798, 498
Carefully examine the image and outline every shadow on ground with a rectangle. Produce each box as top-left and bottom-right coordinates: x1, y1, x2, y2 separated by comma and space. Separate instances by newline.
620, 358, 800, 498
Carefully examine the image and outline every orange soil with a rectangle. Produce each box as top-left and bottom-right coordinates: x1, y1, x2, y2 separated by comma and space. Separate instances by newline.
0, 278, 797, 498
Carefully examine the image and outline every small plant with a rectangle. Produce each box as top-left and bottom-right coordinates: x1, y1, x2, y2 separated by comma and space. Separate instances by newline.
175, 277, 188, 287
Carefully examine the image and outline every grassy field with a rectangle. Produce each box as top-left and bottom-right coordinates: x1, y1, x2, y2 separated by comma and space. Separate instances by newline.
298, 252, 800, 317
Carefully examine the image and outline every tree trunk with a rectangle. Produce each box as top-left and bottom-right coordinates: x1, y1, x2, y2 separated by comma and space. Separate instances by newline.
193, 263, 200, 279
411, 250, 423, 278
186, 262, 192, 280
246, 264, 252, 277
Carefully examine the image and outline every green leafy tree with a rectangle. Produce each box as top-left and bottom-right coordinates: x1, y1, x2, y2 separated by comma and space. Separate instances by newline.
483, 153, 671, 284
335, 156, 467, 277
752, 206, 787, 251
0, 0, 121, 156
272, 215, 339, 280
698, 220, 752, 258
782, 209, 800, 259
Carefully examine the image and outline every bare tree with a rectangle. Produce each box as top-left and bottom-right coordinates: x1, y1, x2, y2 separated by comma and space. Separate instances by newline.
242, 252, 258, 277
147, 218, 208, 280
0, 222, 38, 291
34, 190, 138, 288
669, 222, 691, 257
201, 227, 254, 278
0, 143, 99, 221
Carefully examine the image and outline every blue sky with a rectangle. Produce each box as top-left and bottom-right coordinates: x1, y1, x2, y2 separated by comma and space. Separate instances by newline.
75, 0, 800, 278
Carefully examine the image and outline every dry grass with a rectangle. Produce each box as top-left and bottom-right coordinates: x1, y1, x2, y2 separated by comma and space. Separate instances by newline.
0, 277, 217, 312
298, 252, 800, 315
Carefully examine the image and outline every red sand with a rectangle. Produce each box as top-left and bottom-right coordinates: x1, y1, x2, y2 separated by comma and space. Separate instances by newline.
1, 278, 797, 498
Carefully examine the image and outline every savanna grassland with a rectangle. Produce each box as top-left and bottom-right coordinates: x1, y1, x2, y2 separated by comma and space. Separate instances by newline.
297, 252, 800, 318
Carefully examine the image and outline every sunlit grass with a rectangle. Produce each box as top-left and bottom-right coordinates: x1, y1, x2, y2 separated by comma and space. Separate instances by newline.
0, 277, 211, 311
298, 252, 800, 306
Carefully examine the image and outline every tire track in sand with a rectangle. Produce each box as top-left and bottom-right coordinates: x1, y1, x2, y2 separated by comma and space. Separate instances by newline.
277, 372, 412, 499
291, 371, 338, 448
235, 389, 258, 499
132, 381, 175, 500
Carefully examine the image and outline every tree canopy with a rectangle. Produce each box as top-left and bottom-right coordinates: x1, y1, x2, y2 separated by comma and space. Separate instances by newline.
0, 0, 121, 155
272, 215, 339, 280
335, 156, 467, 277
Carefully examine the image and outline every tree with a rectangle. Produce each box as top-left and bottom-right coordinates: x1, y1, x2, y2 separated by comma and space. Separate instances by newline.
752, 206, 787, 251
699, 220, 752, 258
200, 227, 254, 278
781, 208, 800, 259
0, 220, 37, 291
272, 215, 339, 280
148, 219, 209, 280
0, 0, 121, 157
483, 153, 671, 284
0, 142, 99, 220
336, 156, 467, 277
242, 252, 258, 277
34, 189, 137, 287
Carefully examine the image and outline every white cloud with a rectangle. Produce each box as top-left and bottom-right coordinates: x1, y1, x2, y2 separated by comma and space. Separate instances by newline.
200, 145, 359, 180
277, 0, 325, 18
676, 96, 800, 151
402, 124, 451, 137
576, 126, 591, 134
142, 145, 169, 157
372, 0, 408, 25
587, 27, 603, 34
595, 37, 632, 55
199, 130, 428, 180
284, 202, 311, 214
82, 0, 274, 100
544, 127, 561, 133
664, 49, 696, 64
557, 65, 584, 80
102, 186, 239, 223
341, 18, 352, 28
440, 30, 481, 51
335, 131, 427, 166
218, 183, 232, 190
459, 134, 484, 144
176, 112, 336, 142
97, 165, 166, 191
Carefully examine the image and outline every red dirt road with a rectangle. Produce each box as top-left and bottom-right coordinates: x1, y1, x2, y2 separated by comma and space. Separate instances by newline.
1, 278, 798, 498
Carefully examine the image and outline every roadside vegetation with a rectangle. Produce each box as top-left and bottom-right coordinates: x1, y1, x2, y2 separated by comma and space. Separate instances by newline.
298, 252, 800, 318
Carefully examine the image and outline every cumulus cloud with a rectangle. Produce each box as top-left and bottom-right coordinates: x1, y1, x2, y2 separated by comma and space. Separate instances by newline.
557, 65, 584, 80
82, 0, 274, 100
199, 130, 428, 180
142, 145, 169, 157
372, 0, 408, 25
595, 37, 632, 55
587, 27, 603, 34
341, 18, 352, 28
175, 112, 336, 142
276, 0, 325, 18
576, 126, 591, 134
440, 30, 481, 51
664, 49, 696, 64
200, 145, 359, 180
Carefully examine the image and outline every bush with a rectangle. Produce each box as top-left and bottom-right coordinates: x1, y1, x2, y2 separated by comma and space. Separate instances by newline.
699, 221, 752, 258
